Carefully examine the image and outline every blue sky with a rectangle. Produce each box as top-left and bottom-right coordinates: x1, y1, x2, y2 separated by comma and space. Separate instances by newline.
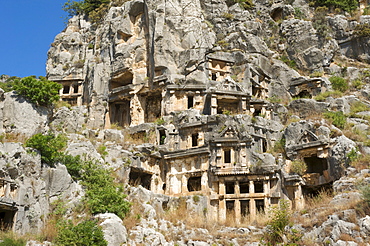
1, 0, 68, 78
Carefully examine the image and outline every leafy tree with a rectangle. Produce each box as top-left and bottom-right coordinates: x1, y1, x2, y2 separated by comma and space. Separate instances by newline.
26, 133, 67, 166
63, 0, 110, 17
0, 76, 20, 92
55, 219, 107, 246
80, 160, 131, 219
314, 0, 358, 12
57, 154, 84, 180
13, 76, 62, 106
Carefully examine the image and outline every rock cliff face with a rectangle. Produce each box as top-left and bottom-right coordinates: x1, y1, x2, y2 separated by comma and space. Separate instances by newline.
3, 0, 370, 245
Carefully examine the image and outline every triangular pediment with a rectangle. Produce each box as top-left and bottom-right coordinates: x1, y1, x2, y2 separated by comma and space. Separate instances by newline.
298, 130, 318, 145
216, 77, 244, 92
219, 125, 238, 138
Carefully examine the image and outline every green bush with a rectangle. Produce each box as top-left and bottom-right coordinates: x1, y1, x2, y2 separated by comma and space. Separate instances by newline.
58, 154, 84, 180
354, 23, 370, 37
55, 219, 107, 246
290, 160, 307, 175
63, 0, 118, 23
26, 133, 67, 166
314, 90, 343, 101
264, 200, 291, 245
314, 0, 357, 12
0, 76, 19, 92
280, 55, 297, 70
330, 76, 348, 92
80, 161, 131, 219
312, 6, 330, 38
361, 184, 370, 206
235, 0, 254, 9
350, 101, 370, 114
323, 111, 347, 129
0, 238, 25, 246
13, 76, 62, 106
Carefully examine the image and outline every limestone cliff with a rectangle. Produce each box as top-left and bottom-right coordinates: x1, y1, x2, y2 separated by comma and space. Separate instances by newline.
2, 0, 370, 245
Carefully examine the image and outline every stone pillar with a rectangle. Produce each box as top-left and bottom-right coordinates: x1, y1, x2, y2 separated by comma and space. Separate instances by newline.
242, 97, 247, 114
201, 171, 208, 191
130, 94, 144, 126
219, 181, 226, 222
235, 199, 241, 225
249, 199, 256, 222
235, 181, 240, 195
182, 175, 188, 193
249, 180, 254, 193
264, 180, 270, 210
294, 185, 305, 210
235, 181, 241, 224
264, 181, 270, 195
261, 106, 266, 117
169, 90, 175, 112
4, 182, 10, 198
211, 94, 218, 115
195, 91, 202, 110
250, 105, 255, 116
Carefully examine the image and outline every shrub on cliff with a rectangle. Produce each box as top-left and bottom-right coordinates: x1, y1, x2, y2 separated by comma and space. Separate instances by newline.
26, 133, 67, 166
80, 160, 131, 219
330, 76, 348, 92
13, 76, 62, 106
314, 0, 357, 13
55, 219, 107, 246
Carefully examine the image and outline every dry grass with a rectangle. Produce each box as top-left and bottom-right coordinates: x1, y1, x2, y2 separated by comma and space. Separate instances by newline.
293, 189, 364, 229
0, 132, 28, 143
350, 154, 370, 170
339, 233, 356, 241
122, 202, 145, 232
39, 218, 58, 242
0, 230, 27, 245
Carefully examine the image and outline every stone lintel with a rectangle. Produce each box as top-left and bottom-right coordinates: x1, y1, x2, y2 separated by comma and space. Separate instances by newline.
164, 146, 210, 159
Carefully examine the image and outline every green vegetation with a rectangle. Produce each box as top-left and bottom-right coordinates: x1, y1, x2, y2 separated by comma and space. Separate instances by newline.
314, 90, 343, 101
323, 111, 347, 129
63, 0, 129, 22
272, 137, 286, 154
63, 0, 110, 16
290, 160, 307, 175
25, 132, 131, 219
350, 101, 370, 115
25, 133, 67, 166
0, 232, 26, 246
154, 118, 166, 125
294, 7, 305, 19
55, 219, 107, 246
361, 184, 370, 206
280, 55, 297, 70
263, 200, 301, 245
235, 0, 254, 10
354, 23, 370, 37
313, 0, 358, 12
312, 6, 330, 38
80, 160, 131, 218
222, 12, 235, 19
13, 76, 62, 106
0, 75, 19, 92
330, 76, 348, 92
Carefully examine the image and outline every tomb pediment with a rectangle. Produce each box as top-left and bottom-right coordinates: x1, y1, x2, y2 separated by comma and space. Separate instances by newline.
219, 125, 239, 139
216, 77, 244, 92
298, 130, 318, 145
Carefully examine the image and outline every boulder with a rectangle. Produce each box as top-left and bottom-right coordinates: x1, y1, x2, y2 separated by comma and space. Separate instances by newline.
96, 213, 128, 246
